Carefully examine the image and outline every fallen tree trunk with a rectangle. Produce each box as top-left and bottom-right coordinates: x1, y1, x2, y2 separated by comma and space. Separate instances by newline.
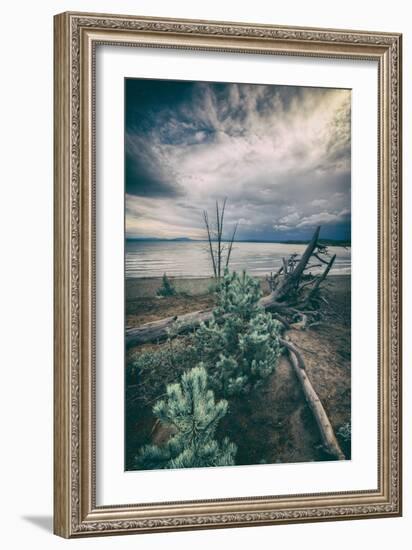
272, 226, 320, 302
302, 253, 336, 307
126, 309, 213, 347
126, 225, 334, 348
125, 292, 294, 347
280, 337, 345, 460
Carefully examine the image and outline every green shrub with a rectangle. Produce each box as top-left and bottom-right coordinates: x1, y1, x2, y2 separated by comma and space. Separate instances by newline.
337, 421, 351, 442
127, 337, 198, 403
195, 269, 283, 396
134, 366, 237, 470
207, 280, 219, 294
156, 273, 176, 297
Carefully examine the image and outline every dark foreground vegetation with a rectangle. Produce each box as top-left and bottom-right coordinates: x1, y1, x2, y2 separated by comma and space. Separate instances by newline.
125, 225, 351, 471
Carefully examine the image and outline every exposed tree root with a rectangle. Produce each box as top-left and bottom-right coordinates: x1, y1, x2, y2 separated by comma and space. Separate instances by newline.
126, 226, 336, 347
126, 225, 347, 462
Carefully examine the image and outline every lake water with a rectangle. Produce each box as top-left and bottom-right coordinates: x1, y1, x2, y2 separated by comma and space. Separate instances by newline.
125, 240, 351, 279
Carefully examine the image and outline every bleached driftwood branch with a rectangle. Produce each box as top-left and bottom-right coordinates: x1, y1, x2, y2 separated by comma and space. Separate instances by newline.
126, 226, 335, 347
280, 337, 345, 461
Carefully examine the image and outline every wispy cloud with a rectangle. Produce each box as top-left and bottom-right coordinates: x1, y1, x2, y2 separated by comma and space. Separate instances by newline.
125, 80, 351, 241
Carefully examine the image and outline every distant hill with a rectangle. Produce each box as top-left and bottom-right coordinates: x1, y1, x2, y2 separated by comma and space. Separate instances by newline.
126, 236, 351, 246
126, 237, 193, 242
223, 238, 351, 246
274, 238, 351, 247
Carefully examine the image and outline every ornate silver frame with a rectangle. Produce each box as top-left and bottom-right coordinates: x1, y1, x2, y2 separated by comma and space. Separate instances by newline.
54, 11, 402, 538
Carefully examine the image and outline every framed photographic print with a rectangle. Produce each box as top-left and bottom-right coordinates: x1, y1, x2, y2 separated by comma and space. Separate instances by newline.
53, 12, 402, 538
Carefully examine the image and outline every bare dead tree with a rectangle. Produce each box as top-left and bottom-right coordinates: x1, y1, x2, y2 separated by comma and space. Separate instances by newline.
267, 226, 337, 306
126, 225, 346, 462
202, 210, 217, 278
126, 225, 339, 348
202, 198, 238, 281
216, 199, 223, 279
266, 265, 283, 292
225, 221, 238, 270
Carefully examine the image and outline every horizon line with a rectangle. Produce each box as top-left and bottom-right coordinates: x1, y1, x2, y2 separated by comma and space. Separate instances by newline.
126, 236, 351, 244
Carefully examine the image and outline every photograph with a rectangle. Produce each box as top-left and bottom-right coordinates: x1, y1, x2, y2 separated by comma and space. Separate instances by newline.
52, 10, 401, 537
124, 78, 352, 471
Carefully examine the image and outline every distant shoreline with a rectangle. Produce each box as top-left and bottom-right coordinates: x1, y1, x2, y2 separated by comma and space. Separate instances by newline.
125, 240, 351, 279
127, 273, 351, 278
126, 273, 350, 281
125, 273, 350, 299
126, 237, 351, 247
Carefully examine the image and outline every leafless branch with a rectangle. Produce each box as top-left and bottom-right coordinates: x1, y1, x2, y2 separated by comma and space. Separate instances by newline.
226, 221, 238, 269
203, 210, 217, 278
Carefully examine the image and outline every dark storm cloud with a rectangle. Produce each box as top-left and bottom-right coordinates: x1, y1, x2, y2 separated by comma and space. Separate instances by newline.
125, 79, 351, 241
125, 133, 183, 198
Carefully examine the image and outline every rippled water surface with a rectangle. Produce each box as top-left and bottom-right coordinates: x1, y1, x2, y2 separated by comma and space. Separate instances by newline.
125, 240, 351, 279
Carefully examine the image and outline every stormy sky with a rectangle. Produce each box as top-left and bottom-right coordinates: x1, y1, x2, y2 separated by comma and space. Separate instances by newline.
125, 78, 351, 242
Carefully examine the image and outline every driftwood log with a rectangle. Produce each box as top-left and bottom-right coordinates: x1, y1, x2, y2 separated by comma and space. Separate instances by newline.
126, 224, 345, 460
126, 309, 213, 347
280, 337, 345, 460
126, 225, 335, 348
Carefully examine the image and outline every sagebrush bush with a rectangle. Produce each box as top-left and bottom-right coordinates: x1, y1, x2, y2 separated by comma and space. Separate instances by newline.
337, 421, 351, 442
135, 366, 237, 470
156, 273, 176, 297
127, 337, 198, 402
195, 269, 283, 396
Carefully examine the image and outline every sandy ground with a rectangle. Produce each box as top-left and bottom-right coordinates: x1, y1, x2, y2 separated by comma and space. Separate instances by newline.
125, 275, 351, 468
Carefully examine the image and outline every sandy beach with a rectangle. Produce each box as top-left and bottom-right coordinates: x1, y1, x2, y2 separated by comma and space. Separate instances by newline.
125, 274, 351, 469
